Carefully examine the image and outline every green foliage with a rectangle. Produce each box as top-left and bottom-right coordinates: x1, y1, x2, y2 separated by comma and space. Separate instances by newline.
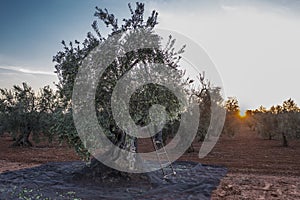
0, 83, 57, 146
52, 2, 192, 158
250, 99, 300, 146
190, 73, 216, 141
50, 108, 90, 159
221, 97, 240, 137
225, 97, 240, 114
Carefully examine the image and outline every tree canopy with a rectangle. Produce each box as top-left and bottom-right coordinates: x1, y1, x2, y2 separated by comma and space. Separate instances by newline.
52, 2, 190, 161
249, 99, 300, 146
0, 83, 57, 146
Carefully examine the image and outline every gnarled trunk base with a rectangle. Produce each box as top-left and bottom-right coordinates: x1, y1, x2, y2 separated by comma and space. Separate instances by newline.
72, 158, 150, 185
11, 131, 32, 147
282, 132, 288, 147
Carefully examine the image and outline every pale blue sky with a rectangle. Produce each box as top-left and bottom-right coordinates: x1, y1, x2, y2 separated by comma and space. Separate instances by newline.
0, 0, 299, 111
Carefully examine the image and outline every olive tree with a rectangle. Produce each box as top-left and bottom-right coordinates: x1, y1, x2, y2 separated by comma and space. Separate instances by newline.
251, 99, 300, 147
0, 83, 57, 146
222, 97, 240, 137
52, 2, 191, 172
189, 72, 223, 140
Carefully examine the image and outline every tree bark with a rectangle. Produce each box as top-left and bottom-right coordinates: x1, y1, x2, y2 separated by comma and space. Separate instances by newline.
186, 144, 195, 153
282, 132, 288, 147
11, 129, 32, 147
72, 157, 151, 184
268, 133, 272, 140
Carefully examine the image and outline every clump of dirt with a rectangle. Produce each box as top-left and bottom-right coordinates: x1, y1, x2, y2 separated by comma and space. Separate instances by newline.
212, 173, 300, 199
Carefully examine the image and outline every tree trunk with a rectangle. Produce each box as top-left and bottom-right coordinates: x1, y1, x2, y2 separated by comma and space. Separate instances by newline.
11, 129, 32, 147
186, 144, 195, 153
268, 133, 272, 140
114, 129, 127, 149
72, 157, 151, 184
75, 134, 147, 182
281, 132, 288, 147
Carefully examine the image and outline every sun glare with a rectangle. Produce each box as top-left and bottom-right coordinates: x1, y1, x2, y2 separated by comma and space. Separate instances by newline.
238, 111, 247, 119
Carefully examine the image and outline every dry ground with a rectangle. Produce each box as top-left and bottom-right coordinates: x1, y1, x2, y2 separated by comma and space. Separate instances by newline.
201, 126, 300, 200
0, 124, 299, 199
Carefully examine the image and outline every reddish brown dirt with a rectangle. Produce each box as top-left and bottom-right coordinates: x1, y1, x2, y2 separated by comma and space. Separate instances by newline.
203, 125, 300, 199
199, 127, 300, 176
0, 134, 80, 173
0, 123, 300, 199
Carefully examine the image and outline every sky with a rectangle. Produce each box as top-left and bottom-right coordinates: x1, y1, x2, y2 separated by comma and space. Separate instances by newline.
0, 0, 300, 112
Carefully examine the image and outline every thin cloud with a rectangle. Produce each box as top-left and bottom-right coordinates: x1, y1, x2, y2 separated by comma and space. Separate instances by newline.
0, 66, 57, 90
0, 66, 55, 76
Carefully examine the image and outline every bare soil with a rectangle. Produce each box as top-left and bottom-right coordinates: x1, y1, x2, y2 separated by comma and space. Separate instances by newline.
0, 123, 300, 199
201, 126, 300, 199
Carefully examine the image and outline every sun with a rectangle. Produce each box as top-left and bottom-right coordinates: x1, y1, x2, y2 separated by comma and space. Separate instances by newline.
238, 111, 247, 119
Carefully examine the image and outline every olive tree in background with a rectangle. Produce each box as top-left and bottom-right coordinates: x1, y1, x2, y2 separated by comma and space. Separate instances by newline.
222, 97, 240, 137
190, 73, 223, 138
251, 98, 300, 147
0, 83, 57, 146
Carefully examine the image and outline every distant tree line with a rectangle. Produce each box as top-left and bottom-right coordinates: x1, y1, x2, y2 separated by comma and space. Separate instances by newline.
247, 99, 300, 147
219, 97, 300, 147
0, 83, 57, 146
